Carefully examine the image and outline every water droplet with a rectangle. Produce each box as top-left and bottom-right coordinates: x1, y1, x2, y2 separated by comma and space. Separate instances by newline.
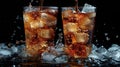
17, 26, 21, 30
103, 23, 106, 26
104, 33, 108, 36
116, 35, 119, 38
95, 39, 98, 43
106, 37, 110, 41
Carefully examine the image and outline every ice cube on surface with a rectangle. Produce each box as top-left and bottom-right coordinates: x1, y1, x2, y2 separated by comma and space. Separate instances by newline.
18, 49, 30, 58
41, 52, 56, 62
97, 46, 107, 55
108, 44, 120, 51
89, 45, 108, 62
54, 55, 68, 63
11, 46, 18, 53
92, 44, 98, 51
0, 49, 12, 56
0, 43, 8, 49
112, 50, 120, 61
107, 44, 120, 61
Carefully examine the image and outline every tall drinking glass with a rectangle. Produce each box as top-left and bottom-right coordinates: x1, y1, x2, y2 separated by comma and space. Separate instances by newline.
62, 4, 96, 61
23, 6, 58, 61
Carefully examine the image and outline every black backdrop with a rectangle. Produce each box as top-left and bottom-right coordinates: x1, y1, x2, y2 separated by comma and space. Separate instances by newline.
0, 0, 119, 48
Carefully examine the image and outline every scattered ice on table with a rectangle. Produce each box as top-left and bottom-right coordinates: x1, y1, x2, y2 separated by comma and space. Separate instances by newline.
107, 44, 120, 62
41, 52, 56, 62
54, 55, 68, 63
89, 44, 108, 62
0, 49, 12, 56
0, 43, 8, 49
108, 44, 120, 51
97, 46, 107, 55
0, 42, 120, 65
41, 45, 67, 63
11, 46, 18, 53
92, 44, 98, 50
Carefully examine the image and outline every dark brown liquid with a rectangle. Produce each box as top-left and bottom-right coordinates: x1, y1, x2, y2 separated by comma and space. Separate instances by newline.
62, 8, 95, 58
23, 7, 58, 57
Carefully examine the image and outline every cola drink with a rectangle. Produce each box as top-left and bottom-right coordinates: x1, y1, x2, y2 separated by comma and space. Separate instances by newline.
62, 4, 96, 59
23, 6, 58, 59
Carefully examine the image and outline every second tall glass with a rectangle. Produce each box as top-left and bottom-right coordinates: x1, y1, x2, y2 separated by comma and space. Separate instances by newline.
62, 5, 96, 60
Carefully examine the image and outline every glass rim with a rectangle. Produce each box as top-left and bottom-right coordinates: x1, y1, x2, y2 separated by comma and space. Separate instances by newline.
61, 6, 96, 13
23, 6, 58, 12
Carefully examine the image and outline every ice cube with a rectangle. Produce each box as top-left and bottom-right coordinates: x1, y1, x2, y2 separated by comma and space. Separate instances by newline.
62, 9, 74, 18
75, 32, 89, 44
78, 15, 92, 30
92, 44, 98, 51
0, 49, 12, 56
108, 44, 120, 51
41, 52, 56, 62
89, 45, 108, 62
41, 13, 57, 26
65, 23, 78, 33
55, 47, 64, 52
112, 50, 120, 61
0, 43, 8, 49
82, 3, 96, 13
23, 12, 33, 23
54, 55, 68, 63
30, 20, 45, 28
18, 49, 30, 58
11, 46, 18, 53
82, 3, 96, 19
17, 44, 26, 53
107, 44, 120, 61
38, 29, 54, 39
97, 46, 107, 55
88, 54, 100, 60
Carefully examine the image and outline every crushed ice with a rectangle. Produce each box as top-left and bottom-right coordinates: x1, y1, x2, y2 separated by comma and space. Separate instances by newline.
0, 42, 120, 64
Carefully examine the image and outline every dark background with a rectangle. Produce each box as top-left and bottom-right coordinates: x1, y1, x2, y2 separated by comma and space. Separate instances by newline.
0, 0, 119, 48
